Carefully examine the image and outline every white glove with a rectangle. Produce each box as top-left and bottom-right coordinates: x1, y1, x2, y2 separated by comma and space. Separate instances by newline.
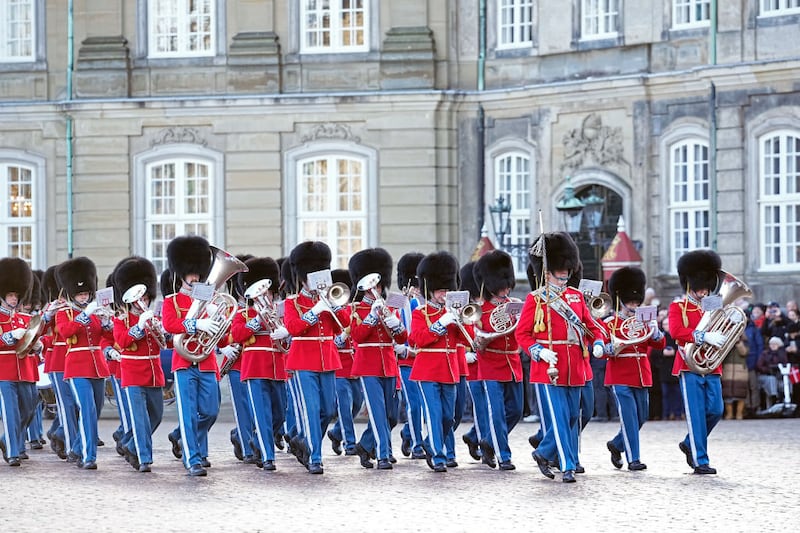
384, 314, 401, 330
702, 331, 726, 348
10, 328, 26, 340
137, 310, 155, 330
195, 318, 221, 336
437, 312, 457, 327
270, 326, 290, 341
538, 348, 558, 365
592, 343, 604, 358
83, 301, 100, 316
311, 300, 327, 316
106, 348, 122, 362
219, 344, 240, 359
32, 340, 44, 354
393, 344, 408, 358
370, 300, 383, 317
465, 351, 478, 364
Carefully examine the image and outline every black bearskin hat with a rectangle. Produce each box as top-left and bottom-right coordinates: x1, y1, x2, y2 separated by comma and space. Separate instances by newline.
0, 257, 33, 303
167, 235, 212, 283
528, 232, 581, 285
280, 257, 296, 297
241, 257, 280, 295
114, 256, 158, 306
417, 251, 459, 298
57, 257, 97, 300
677, 249, 721, 293
567, 260, 583, 289
397, 252, 424, 291
608, 266, 646, 305
331, 269, 352, 289
42, 265, 61, 301
459, 261, 480, 301
160, 269, 175, 298
24, 269, 44, 308
289, 241, 332, 285
349, 247, 393, 298
474, 250, 515, 300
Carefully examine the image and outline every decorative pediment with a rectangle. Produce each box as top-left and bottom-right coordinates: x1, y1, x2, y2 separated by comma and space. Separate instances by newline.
151, 127, 207, 147
300, 123, 361, 144
560, 113, 628, 176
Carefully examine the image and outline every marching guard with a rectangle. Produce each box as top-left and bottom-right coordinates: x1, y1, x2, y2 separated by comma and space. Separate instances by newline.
515, 233, 605, 482
599, 266, 665, 471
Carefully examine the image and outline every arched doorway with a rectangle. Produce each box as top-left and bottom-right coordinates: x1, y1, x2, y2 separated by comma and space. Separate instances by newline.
573, 184, 623, 282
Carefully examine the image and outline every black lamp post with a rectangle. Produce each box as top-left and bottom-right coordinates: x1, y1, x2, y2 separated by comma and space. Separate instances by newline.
489, 195, 511, 249
555, 176, 585, 235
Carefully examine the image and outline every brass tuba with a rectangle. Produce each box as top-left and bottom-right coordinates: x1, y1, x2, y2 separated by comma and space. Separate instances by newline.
682, 270, 752, 375
173, 246, 249, 364
244, 278, 289, 353
122, 283, 168, 350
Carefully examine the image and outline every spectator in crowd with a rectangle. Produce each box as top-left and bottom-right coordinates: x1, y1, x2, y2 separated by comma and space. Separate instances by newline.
756, 336, 788, 410
650, 317, 682, 420
744, 308, 765, 416
761, 302, 787, 341
721, 333, 749, 420
786, 300, 798, 316
750, 303, 766, 330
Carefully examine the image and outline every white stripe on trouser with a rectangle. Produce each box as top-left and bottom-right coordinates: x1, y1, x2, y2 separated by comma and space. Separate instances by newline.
679, 373, 698, 465
536, 384, 549, 433
482, 381, 500, 456
417, 381, 432, 443
246, 380, 268, 462
293, 373, 314, 456
399, 374, 421, 448
1, 391, 11, 456
228, 375, 245, 452
124, 387, 141, 461
542, 384, 567, 469
52, 374, 73, 451
173, 372, 191, 468
612, 385, 632, 460
360, 377, 382, 457
68, 379, 89, 461
467, 382, 483, 443
112, 377, 130, 433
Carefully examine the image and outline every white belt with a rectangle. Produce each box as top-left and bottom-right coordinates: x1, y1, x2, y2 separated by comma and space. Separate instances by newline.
615, 353, 646, 359
67, 346, 100, 353
293, 336, 333, 341
121, 354, 160, 360
357, 343, 393, 348
485, 349, 519, 355
417, 348, 457, 354
0, 350, 17, 356
244, 347, 281, 353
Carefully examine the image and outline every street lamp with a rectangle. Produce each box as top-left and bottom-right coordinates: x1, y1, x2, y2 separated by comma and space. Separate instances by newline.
489, 195, 512, 249
555, 176, 585, 234
581, 186, 605, 246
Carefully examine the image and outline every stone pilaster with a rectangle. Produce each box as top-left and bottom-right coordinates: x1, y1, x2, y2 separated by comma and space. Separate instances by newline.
380, 27, 435, 90
74, 36, 130, 98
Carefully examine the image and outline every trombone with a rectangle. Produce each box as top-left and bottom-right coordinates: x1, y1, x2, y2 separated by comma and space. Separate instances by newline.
123, 283, 168, 350
356, 272, 396, 338
243, 278, 290, 353
312, 279, 351, 331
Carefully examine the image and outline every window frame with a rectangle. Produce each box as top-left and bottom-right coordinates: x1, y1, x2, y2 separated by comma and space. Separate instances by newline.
284, 141, 378, 267
759, 0, 800, 18
758, 129, 800, 271
143, 0, 223, 60
133, 143, 224, 273
580, 0, 620, 41
492, 150, 532, 276
671, 0, 711, 29
299, 0, 370, 55
0, 150, 45, 268
0, 0, 39, 64
497, 0, 535, 50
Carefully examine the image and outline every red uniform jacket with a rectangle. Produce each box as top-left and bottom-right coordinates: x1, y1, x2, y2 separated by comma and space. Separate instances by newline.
43, 312, 68, 374
408, 303, 461, 384
230, 307, 287, 381
113, 313, 166, 388
161, 290, 220, 376
283, 289, 350, 373
0, 309, 29, 381
600, 314, 665, 387
515, 286, 605, 386
476, 299, 522, 382
350, 298, 407, 378
57, 306, 111, 380
668, 297, 721, 376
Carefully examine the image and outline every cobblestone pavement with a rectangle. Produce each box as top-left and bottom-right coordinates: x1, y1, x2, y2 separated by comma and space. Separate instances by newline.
2, 403, 797, 532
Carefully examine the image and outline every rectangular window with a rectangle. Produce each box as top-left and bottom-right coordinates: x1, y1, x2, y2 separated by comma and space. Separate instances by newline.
498, 0, 534, 49
669, 140, 710, 269
581, 0, 619, 40
0, 0, 34, 62
301, 0, 368, 54
760, 132, 800, 269
760, 0, 800, 17
146, 159, 212, 272
0, 163, 35, 263
672, 0, 710, 28
149, 0, 214, 58
297, 155, 367, 268
494, 153, 531, 275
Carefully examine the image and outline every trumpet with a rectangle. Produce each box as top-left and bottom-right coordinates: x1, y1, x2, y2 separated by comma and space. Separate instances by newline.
445, 294, 483, 352
587, 292, 613, 319
312, 279, 351, 330
122, 283, 168, 350
356, 273, 396, 338
244, 278, 289, 353
173, 246, 249, 364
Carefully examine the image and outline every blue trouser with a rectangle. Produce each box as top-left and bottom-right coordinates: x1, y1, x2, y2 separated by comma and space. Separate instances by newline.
124, 386, 163, 465
50, 371, 79, 453
228, 369, 254, 458
285, 379, 298, 439
27, 394, 44, 442
246, 378, 286, 462
174, 366, 220, 469
418, 381, 456, 467
1, 381, 34, 459
293, 370, 337, 466
679, 372, 723, 467
610, 385, 649, 464
462, 380, 489, 449
68, 378, 105, 463
580, 380, 593, 430
330, 377, 363, 452
109, 375, 132, 444
399, 365, 424, 454
358, 376, 396, 460
535, 383, 581, 472
483, 380, 524, 463
14, 382, 37, 452
530, 383, 552, 445
445, 376, 468, 460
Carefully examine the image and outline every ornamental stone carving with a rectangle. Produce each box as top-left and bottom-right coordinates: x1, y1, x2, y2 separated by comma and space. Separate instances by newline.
151, 127, 208, 147
560, 113, 628, 176
300, 123, 361, 144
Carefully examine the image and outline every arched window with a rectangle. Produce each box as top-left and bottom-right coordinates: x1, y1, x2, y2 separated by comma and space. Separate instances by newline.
0, 151, 44, 267
668, 138, 710, 271
759, 130, 800, 270
134, 144, 223, 273
493, 151, 531, 275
